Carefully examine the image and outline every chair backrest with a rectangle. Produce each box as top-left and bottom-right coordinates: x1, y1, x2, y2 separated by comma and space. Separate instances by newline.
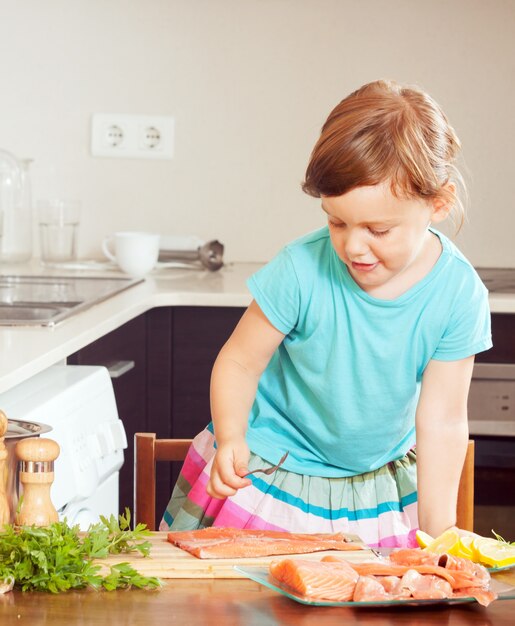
134, 434, 475, 532
134, 433, 193, 531
456, 440, 475, 531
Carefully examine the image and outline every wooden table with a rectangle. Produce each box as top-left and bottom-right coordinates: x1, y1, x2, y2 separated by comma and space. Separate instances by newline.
1, 534, 513, 624
1, 578, 513, 625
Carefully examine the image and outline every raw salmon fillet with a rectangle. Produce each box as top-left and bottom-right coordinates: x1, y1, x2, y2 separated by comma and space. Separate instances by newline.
269, 558, 359, 601
269, 549, 498, 606
167, 527, 364, 559
384, 549, 491, 588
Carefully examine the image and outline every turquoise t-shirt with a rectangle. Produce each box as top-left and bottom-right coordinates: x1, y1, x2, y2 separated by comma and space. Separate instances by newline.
245, 226, 492, 477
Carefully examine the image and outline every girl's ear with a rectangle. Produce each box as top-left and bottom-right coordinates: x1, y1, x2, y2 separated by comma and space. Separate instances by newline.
430, 182, 456, 224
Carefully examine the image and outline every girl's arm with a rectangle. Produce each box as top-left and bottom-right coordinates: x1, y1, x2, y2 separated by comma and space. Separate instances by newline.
207, 299, 286, 498
415, 355, 475, 537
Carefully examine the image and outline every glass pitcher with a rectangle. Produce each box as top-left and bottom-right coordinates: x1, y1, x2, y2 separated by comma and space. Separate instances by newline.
0, 150, 33, 263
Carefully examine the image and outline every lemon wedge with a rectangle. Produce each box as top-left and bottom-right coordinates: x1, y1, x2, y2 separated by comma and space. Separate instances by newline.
456, 535, 476, 559
425, 529, 460, 555
415, 530, 434, 549
474, 537, 515, 568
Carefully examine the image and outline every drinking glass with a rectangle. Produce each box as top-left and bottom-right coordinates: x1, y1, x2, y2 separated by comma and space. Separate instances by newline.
38, 199, 81, 264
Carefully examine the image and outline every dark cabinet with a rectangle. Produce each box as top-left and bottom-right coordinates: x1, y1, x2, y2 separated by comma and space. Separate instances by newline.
68, 306, 244, 523
146, 308, 174, 521
171, 307, 244, 438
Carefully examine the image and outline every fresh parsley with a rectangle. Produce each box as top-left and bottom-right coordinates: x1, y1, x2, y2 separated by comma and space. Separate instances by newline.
0, 508, 162, 593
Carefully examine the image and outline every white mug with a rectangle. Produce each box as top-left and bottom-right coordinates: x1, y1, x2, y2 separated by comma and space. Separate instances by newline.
102, 231, 160, 277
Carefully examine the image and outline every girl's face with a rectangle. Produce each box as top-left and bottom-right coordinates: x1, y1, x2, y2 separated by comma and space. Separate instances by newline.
322, 183, 448, 294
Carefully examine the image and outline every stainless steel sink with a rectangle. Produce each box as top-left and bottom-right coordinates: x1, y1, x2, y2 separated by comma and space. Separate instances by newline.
0, 275, 143, 326
0, 302, 83, 323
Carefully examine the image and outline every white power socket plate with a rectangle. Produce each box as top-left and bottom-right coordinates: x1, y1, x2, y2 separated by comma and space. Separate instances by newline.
91, 113, 174, 159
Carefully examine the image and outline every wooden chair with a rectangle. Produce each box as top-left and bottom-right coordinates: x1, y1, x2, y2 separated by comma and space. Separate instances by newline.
134, 433, 193, 531
134, 434, 475, 532
457, 440, 475, 531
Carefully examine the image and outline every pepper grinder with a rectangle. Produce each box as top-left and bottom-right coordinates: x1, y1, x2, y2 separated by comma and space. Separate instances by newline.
0, 410, 9, 528
15, 437, 60, 526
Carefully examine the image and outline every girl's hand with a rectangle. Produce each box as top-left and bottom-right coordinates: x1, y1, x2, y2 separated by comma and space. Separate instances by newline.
206, 439, 252, 499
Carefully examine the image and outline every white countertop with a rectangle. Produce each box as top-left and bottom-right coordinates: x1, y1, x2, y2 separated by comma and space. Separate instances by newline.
0, 262, 258, 394
1, 261, 514, 395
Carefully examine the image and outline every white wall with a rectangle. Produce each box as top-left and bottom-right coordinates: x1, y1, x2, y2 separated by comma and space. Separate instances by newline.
1, 0, 514, 265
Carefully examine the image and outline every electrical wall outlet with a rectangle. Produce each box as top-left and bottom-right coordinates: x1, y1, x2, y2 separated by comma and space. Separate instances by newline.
91, 113, 174, 159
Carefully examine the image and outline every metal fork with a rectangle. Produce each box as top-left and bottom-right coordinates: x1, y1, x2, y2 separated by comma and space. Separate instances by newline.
244, 451, 289, 477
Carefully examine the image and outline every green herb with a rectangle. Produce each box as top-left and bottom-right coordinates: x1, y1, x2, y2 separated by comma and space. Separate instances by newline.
491, 529, 515, 545
0, 508, 162, 593
83, 508, 152, 558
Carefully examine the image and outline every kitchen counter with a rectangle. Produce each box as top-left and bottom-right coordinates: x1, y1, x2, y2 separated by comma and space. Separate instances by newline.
0, 263, 257, 394
1, 578, 513, 625
1, 261, 515, 395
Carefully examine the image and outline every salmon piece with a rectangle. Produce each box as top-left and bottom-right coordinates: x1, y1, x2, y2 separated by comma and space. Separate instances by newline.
322, 555, 490, 591
361, 563, 455, 586
168, 527, 357, 543
389, 548, 440, 566
452, 587, 498, 607
323, 557, 457, 586
438, 553, 491, 588
378, 575, 411, 597
390, 549, 490, 588
399, 569, 453, 599
354, 570, 453, 601
167, 528, 363, 559
269, 558, 359, 601
353, 576, 390, 601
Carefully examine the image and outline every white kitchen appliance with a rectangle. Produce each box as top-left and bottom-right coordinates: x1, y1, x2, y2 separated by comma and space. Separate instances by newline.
0, 365, 127, 529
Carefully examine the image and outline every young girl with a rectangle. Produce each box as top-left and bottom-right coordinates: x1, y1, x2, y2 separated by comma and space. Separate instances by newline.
160, 79, 492, 548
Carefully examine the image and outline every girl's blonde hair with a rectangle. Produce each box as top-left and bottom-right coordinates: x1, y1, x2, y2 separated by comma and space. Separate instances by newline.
302, 79, 465, 230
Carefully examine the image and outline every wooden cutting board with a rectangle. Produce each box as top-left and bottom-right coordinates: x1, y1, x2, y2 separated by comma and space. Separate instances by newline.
94, 532, 379, 579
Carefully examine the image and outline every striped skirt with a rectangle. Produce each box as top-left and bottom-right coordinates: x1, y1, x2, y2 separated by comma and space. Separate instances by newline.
159, 426, 419, 548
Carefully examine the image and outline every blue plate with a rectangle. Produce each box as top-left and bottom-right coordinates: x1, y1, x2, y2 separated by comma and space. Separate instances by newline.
488, 563, 515, 573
